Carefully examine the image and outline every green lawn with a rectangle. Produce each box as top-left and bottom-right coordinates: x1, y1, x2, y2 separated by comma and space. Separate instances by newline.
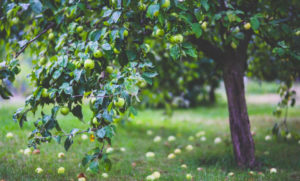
0, 102, 300, 181
245, 80, 279, 94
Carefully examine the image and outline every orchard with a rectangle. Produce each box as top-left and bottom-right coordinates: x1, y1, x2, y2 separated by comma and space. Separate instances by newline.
0, 0, 300, 180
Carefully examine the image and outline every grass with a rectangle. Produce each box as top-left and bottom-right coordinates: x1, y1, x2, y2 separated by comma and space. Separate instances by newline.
245, 80, 279, 94
0, 101, 300, 181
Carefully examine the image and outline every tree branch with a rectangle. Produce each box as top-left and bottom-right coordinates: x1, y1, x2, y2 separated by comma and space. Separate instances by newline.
188, 36, 225, 63
15, 22, 55, 58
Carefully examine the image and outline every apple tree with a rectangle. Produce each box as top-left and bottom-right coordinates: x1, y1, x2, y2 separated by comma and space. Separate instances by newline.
1, 0, 157, 172
1, 0, 300, 169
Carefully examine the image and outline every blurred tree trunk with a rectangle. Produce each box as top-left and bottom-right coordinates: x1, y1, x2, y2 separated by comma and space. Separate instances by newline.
208, 84, 216, 104
223, 59, 256, 168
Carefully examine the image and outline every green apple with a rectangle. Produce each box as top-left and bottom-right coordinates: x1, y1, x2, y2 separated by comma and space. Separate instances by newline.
35, 167, 43, 174
123, 29, 128, 37
114, 97, 125, 107
234, 27, 240, 32
57, 167, 65, 174
84, 59, 95, 70
93, 50, 103, 58
186, 174, 192, 180
201, 21, 207, 31
137, 79, 147, 88
48, 33, 54, 40
106, 66, 114, 74
231, 42, 237, 49
41, 89, 49, 98
92, 117, 99, 125
6, 132, 14, 139
171, 12, 178, 18
103, 21, 109, 26
296, 30, 300, 36
76, 26, 83, 33
161, 0, 170, 8
39, 57, 47, 65
170, 34, 183, 43
153, 10, 159, 17
78, 177, 86, 181
155, 28, 165, 37
12, 17, 19, 25
138, 2, 147, 11
244, 22, 251, 30
113, 48, 120, 54
60, 106, 69, 115
58, 152, 65, 158
74, 61, 81, 68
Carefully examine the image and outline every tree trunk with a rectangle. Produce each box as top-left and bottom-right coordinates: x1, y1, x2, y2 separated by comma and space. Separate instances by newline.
223, 60, 256, 168
209, 84, 216, 104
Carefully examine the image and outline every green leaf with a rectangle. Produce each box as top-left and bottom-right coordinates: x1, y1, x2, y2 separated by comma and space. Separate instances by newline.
102, 7, 112, 17
234, 32, 244, 40
103, 110, 113, 122
109, 11, 122, 24
55, 34, 67, 51
191, 23, 202, 38
146, 4, 160, 18
53, 69, 62, 80
170, 45, 181, 60
82, 154, 93, 166
126, 50, 137, 61
102, 43, 111, 51
104, 125, 115, 138
64, 136, 73, 151
13, 107, 28, 128
103, 158, 112, 171
51, 106, 60, 118
89, 160, 99, 172
71, 105, 83, 120
185, 47, 198, 58
142, 72, 158, 78
74, 69, 83, 82
59, 83, 73, 95
129, 106, 137, 116
96, 128, 106, 138
53, 135, 61, 144
201, 0, 209, 11
90, 30, 103, 41
30, 0, 43, 14
250, 16, 260, 30
124, 80, 139, 96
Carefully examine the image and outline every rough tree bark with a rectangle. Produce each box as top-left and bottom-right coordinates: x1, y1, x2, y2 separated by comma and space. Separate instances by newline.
189, 32, 256, 167
223, 58, 256, 168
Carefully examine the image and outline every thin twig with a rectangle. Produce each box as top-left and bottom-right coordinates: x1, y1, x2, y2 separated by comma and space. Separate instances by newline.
34, 128, 97, 140
71, 94, 113, 98
15, 22, 55, 58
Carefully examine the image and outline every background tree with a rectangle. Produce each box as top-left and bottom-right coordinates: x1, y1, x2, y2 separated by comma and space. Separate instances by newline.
140, 39, 222, 110
1, 0, 299, 170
